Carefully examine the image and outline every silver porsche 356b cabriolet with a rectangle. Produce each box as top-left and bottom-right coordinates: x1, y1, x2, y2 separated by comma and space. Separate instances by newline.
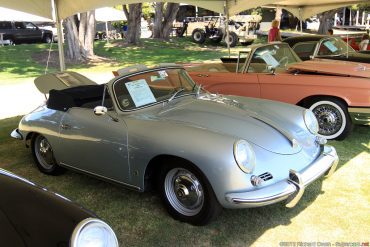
11, 65, 339, 225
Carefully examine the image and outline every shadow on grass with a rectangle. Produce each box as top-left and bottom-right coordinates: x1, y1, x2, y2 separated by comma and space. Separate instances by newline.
0, 116, 368, 246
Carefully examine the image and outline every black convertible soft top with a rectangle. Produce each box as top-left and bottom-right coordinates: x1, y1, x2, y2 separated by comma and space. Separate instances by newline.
47, 84, 106, 111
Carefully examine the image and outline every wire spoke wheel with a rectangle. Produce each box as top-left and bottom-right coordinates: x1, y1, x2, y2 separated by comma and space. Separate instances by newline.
164, 168, 204, 217
308, 99, 351, 140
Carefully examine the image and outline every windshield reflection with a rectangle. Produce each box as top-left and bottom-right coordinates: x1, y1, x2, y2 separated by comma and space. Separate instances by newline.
113, 68, 196, 111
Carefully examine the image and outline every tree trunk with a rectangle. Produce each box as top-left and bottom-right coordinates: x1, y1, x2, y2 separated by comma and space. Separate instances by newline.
64, 15, 84, 61
318, 10, 336, 34
123, 4, 142, 44
153, 3, 179, 40
153, 3, 164, 38
64, 11, 96, 62
79, 11, 95, 58
161, 3, 179, 39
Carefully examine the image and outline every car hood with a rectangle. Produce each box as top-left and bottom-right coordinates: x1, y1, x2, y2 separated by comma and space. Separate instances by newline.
288, 59, 370, 78
0, 168, 92, 246
154, 94, 308, 155
34, 71, 97, 94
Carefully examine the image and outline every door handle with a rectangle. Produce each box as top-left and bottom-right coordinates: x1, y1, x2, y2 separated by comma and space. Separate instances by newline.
60, 123, 71, 130
197, 74, 209, 77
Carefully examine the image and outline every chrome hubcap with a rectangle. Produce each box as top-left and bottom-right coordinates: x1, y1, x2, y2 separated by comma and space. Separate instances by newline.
35, 136, 54, 169
164, 168, 204, 216
313, 105, 342, 136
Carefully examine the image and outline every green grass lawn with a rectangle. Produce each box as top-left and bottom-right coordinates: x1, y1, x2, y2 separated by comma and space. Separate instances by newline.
0, 37, 260, 84
0, 116, 369, 246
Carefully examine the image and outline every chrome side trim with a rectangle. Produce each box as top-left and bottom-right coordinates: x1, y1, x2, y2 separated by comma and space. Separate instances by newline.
348, 107, 370, 125
10, 128, 23, 140
59, 162, 142, 191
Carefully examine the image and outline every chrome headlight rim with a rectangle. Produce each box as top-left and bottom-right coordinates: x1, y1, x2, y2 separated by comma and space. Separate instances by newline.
233, 139, 256, 174
303, 109, 319, 135
71, 217, 118, 247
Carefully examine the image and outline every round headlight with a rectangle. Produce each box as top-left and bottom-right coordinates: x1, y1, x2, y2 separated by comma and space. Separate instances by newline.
233, 140, 256, 174
304, 109, 319, 135
71, 218, 118, 247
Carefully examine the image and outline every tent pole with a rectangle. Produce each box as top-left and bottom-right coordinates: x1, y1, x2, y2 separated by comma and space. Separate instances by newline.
52, 0, 65, 71
299, 8, 303, 33
105, 21, 110, 43
224, 2, 230, 58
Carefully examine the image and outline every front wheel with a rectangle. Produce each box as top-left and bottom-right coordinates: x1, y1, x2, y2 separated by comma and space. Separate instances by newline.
31, 134, 64, 175
307, 98, 352, 140
43, 35, 53, 44
159, 163, 221, 225
192, 29, 206, 44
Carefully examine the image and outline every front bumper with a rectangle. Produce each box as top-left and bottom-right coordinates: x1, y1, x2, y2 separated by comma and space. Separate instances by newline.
10, 128, 23, 140
348, 107, 370, 125
225, 145, 338, 208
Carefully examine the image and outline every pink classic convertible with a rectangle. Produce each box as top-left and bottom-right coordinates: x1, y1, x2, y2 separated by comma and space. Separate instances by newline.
186, 43, 370, 140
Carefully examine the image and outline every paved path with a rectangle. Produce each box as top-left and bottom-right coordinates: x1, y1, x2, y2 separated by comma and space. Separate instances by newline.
0, 72, 114, 120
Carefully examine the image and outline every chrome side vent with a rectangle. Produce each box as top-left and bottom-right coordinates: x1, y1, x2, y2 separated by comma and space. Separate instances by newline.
258, 172, 273, 181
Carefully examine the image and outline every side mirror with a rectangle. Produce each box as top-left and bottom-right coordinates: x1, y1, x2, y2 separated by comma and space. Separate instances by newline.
267, 65, 276, 75
94, 106, 107, 116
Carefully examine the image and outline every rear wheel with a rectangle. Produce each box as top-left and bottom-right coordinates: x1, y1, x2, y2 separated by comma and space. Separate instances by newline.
224, 31, 238, 47
43, 35, 53, 44
159, 161, 221, 225
307, 98, 352, 140
192, 29, 206, 44
31, 134, 64, 175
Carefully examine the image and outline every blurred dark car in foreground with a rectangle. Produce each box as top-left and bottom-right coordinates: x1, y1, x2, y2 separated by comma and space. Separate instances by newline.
0, 168, 118, 246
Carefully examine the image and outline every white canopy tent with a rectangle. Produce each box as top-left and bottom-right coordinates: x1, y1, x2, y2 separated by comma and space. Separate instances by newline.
0, 0, 367, 71
0, 7, 53, 22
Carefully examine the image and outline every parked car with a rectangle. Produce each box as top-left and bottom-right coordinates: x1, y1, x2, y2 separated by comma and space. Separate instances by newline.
12, 66, 338, 225
0, 168, 118, 246
283, 35, 370, 63
342, 36, 370, 52
186, 43, 370, 140
0, 21, 53, 45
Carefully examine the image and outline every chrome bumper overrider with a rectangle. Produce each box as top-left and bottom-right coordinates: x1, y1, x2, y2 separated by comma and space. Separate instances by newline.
225, 145, 338, 208
10, 128, 23, 140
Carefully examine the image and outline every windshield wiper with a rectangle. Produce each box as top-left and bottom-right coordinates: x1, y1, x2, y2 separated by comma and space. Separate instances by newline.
168, 87, 185, 102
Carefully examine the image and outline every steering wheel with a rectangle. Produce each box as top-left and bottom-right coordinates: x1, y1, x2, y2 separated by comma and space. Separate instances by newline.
278, 56, 289, 68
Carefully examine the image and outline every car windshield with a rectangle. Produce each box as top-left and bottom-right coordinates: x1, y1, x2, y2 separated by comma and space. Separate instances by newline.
246, 44, 300, 73
317, 37, 355, 56
113, 68, 196, 111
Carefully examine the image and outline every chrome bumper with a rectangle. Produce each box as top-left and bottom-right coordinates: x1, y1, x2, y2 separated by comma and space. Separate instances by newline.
10, 128, 23, 140
225, 145, 338, 208
348, 107, 370, 125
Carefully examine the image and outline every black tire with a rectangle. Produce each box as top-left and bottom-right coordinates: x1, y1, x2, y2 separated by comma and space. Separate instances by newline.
224, 31, 238, 47
306, 97, 352, 140
192, 29, 206, 44
7, 38, 15, 46
31, 134, 64, 175
159, 160, 222, 225
43, 34, 53, 44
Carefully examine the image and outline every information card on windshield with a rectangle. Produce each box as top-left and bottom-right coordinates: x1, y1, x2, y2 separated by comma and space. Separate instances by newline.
125, 79, 157, 107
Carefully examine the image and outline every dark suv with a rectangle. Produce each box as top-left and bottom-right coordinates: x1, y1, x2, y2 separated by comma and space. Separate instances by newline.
0, 21, 53, 45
